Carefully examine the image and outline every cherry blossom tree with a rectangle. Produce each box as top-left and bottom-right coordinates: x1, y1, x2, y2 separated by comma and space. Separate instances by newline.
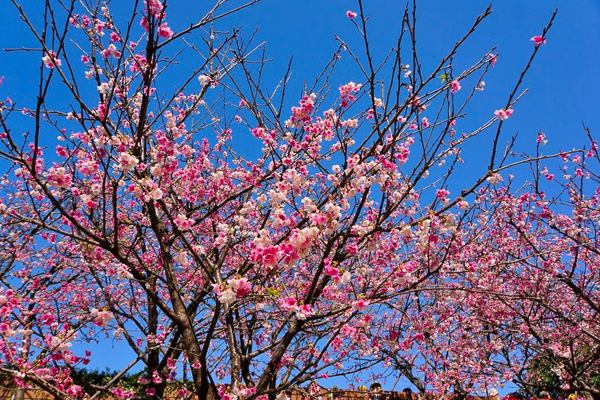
468, 138, 600, 399
369, 137, 599, 399
0, 0, 592, 400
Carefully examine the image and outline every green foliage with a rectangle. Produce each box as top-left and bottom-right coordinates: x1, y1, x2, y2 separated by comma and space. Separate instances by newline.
520, 358, 600, 399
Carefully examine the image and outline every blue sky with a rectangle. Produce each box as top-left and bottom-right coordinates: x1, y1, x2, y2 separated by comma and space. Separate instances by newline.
1, 0, 599, 394
2, 0, 599, 182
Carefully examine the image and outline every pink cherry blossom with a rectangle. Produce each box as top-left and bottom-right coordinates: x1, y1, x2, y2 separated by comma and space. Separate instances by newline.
281, 297, 298, 312
42, 50, 62, 68
158, 23, 174, 39
217, 289, 237, 306
351, 299, 369, 311
531, 35, 547, 46
339, 81, 361, 107
228, 277, 251, 297
118, 152, 139, 171
450, 79, 461, 93
494, 108, 514, 120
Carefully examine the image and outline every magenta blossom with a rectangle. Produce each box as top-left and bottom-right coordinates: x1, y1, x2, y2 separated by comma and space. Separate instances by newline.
531, 35, 547, 46
451, 79, 461, 93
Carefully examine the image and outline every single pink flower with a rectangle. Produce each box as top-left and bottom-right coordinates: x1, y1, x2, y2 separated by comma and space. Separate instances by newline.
324, 265, 339, 276
282, 297, 298, 312
347, 10, 357, 19
531, 35, 547, 46
451, 79, 461, 93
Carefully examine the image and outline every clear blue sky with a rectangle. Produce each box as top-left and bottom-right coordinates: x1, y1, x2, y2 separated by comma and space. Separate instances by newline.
2, 0, 599, 145
1, 0, 599, 393
2, 0, 599, 185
